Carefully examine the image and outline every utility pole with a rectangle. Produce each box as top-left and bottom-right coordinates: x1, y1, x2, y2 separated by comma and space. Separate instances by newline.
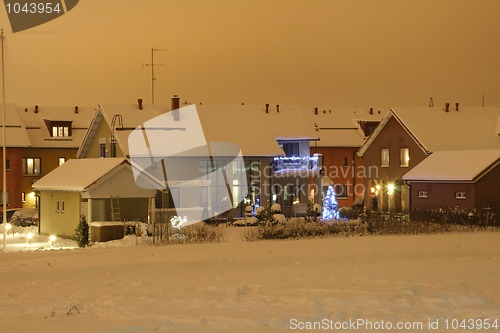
1, 29, 7, 250
143, 47, 166, 104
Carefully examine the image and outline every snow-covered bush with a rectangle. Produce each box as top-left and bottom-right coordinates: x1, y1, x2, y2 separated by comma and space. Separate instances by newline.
75, 216, 89, 248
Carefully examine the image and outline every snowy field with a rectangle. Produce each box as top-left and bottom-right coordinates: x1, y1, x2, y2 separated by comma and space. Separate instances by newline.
0, 228, 499, 333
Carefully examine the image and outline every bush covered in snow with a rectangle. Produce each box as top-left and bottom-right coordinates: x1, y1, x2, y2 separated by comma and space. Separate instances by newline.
75, 216, 89, 248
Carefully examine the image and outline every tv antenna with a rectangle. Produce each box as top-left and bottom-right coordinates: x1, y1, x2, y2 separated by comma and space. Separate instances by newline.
143, 47, 167, 104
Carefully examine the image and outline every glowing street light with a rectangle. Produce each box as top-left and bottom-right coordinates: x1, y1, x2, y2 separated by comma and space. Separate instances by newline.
387, 183, 395, 196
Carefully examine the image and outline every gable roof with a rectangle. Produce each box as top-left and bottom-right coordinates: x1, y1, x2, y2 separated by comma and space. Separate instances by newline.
32, 158, 129, 191
358, 106, 500, 156
17, 105, 95, 148
403, 149, 500, 182
0, 103, 31, 147
78, 103, 319, 158
301, 107, 386, 147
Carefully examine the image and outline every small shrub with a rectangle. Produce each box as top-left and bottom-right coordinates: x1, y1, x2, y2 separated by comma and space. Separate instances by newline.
75, 216, 89, 248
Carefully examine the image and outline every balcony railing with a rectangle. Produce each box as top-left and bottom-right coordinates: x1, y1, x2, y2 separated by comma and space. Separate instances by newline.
273, 155, 320, 173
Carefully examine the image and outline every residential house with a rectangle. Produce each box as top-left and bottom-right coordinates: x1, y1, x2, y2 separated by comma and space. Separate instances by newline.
76, 97, 321, 219
32, 158, 159, 237
17, 105, 95, 209
403, 150, 500, 210
304, 106, 385, 208
358, 104, 500, 212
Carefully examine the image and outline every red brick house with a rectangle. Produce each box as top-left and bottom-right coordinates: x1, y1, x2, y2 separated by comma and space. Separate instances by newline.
358, 105, 500, 212
1, 104, 94, 212
403, 150, 500, 210
305, 107, 385, 208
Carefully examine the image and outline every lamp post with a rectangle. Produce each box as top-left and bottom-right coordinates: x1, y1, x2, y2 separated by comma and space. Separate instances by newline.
1, 28, 6, 250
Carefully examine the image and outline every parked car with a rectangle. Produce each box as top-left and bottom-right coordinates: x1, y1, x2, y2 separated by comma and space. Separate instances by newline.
11, 208, 38, 227
0, 209, 19, 223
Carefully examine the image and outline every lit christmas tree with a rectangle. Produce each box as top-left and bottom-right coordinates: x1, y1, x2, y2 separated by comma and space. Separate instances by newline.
322, 185, 339, 220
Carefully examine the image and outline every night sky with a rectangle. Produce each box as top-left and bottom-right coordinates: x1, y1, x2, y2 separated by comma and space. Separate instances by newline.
2, 0, 500, 108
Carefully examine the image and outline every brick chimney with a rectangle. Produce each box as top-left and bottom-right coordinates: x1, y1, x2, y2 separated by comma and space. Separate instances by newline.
314, 107, 318, 115
276, 104, 280, 113
265, 104, 269, 113
445, 103, 450, 112
137, 98, 143, 110
455, 102, 459, 111
34, 105, 39, 113
171, 95, 180, 121
74, 106, 79, 114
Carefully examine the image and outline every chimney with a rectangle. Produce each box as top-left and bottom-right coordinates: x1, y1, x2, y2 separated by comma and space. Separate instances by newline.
276, 104, 280, 113
455, 103, 459, 111
314, 107, 318, 115
171, 95, 180, 121
369, 108, 373, 115
265, 104, 269, 113
24, 108, 28, 112
137, 99, 143, 110
34, 105, 39, 113
74, 106, 79, 114
445, 102, 450, 112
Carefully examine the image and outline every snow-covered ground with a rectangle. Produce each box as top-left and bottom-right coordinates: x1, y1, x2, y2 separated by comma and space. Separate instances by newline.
0, 227, 499, 333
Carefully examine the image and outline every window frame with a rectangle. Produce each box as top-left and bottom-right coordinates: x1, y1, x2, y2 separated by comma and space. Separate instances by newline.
417, 190, 428, 198
400, 148, 410, 167
455, 192, 467, 200
22, 157, 42, 175
381, 148, 390, 167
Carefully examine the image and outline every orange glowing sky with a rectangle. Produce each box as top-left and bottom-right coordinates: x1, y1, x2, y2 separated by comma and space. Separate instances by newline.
1, 0, 500, 108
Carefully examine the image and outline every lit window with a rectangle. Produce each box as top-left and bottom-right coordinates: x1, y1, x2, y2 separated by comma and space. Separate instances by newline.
21, 192, 26, 202
52, 126, 70, 137
381, 149, 390, 167
455, 192, 466, 199
418, 191, 428, 198
22, 158, 41, 175
400, 148, 410, 167
59, 157, 66, 166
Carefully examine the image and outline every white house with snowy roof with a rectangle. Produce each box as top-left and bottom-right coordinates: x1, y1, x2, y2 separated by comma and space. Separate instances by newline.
74, 97, 321, 220
32, 158, 161, 237
358, 104, 500, 212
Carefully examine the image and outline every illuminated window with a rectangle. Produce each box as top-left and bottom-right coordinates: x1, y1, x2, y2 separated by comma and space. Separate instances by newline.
52, 126, 70, 137
59, 157, 66, 166
22, 158, 41, 175
418, 191, 428, 198
21, 192, 26, 202
381, 149, 390, 167
400, 148, 410, 167
455, 192, 466, 199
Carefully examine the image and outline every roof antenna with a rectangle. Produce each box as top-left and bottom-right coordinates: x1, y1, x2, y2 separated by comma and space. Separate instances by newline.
143, 47, 167, 104
429, 97, 434, 107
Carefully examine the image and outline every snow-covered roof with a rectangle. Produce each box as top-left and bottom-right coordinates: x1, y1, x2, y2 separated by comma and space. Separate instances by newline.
79, 103, 319, 158
403, 149, 500, 182
32, 158, 128, 191
18, 105, 95, 148
359, 106, 500, 156
301, 107, 386, 147
0, 104, 31, 147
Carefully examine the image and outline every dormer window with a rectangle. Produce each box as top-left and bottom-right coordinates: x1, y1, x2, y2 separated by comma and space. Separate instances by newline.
45, 120, 72, 137
52, 126, 70, 137
281, 142, 300, 157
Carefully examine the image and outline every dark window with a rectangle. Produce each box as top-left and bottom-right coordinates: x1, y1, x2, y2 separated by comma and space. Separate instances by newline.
281, 142, 300, 157
100, 143, 106, 158
335, 184, 348, 198
5, 159, 9, 170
